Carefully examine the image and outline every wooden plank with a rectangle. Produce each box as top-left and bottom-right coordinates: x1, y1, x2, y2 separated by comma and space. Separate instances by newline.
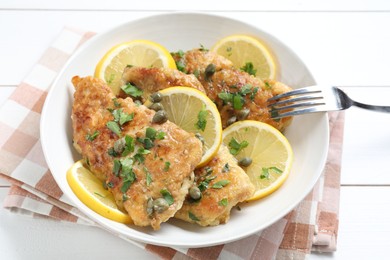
1, 11, 390, 86
0, 188, 155, 259
2, 0, 390, 11
311, 186, 390, 259
341, 87, 390, 185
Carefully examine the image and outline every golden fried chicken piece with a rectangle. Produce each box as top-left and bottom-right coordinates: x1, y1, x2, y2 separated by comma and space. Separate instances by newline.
121, 66, 205, 102
71, 76, 202, 230
175, 145, 255, 226
173, 49, 293, 132
171, 48, 234, 74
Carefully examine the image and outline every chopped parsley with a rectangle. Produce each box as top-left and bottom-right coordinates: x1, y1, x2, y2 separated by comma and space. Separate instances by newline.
218, 198, 228, 206
94, 192, 105, 198
240, 62, 257, 76
160, 189, 174, 205
260, 167, 283, 179
189, 211, 200, 221
112, 98, 121, 107
121, 83, 143, 98
133, 147, 151, 164
226, 46, 233, 57
85, 130, 99, 141
106, 121, 121, 136
112, 108, 134, 125
164, 161, 171, 172
211, 180, 230, 189
265, 81, 272, 89
121, 135, 135, 156
195, 105, 208, 131
228, 137, 249, 156
222, 163, 230, 173
106, 74, 115, 84
144, 167, 152, 186
119, 158, 136, 193
113, 159, 121, 176
198, 175, 216, 192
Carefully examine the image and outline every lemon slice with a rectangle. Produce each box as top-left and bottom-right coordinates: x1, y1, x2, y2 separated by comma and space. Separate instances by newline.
94, 39, 177, 95
222, 120, 293, 201
145, 87, 222, 167
66, 160, 132, 223
211, 34, 276, 80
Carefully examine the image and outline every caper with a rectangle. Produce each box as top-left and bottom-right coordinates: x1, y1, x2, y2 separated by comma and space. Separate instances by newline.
238, 157, 252, 167
195, 133, 205, 146
152, 110, 168, 124
205, 63, 216, 79
153, 198, 169, 213
149, 92, 162, 103
237, 109, 250, 121
227, 116, 237, 126
149, 102, 164, 111
189, 186, 202, 200
114, 137, 126, 154
146, 198, 154, 216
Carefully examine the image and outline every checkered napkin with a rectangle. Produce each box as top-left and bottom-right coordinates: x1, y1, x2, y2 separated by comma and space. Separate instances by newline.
0, 27, 344, 259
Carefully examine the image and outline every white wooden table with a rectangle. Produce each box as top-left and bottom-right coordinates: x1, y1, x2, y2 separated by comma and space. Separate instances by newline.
1, 1, 390, 259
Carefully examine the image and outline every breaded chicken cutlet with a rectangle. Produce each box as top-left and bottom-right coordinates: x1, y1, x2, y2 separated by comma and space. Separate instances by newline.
120, 67, 205, 102
172, 49, 293, 131
123, 49, 292, 132
71, 76, 202, 230
175, 145, 255, 226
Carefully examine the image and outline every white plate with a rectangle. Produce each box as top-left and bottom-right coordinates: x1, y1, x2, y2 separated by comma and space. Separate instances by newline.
41, 12, 329, 248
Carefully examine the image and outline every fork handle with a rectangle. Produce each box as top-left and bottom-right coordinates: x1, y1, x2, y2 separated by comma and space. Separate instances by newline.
353, 101, 390, 113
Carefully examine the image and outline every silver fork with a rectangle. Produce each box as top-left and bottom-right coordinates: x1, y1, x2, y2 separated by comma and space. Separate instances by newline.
268, 86, 390, 119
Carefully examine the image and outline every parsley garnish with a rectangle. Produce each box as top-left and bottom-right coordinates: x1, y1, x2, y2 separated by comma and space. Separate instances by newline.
228, 137, 249, 156
240, 62, 257, 76
189, 211, 200, 221
198, 175, 216, 192
121, 135, 135, 156
222, 163, 230, 173
112, 108, 134, 125
212, 180, 230, 189
113, 159, 121, 176
106, 121, 121, 136
121, 83, 143, 98
85, 130, 99, 141
265, 81, 272, 89
160, 189, 174, 205
217, 84, 257, 110
176, 60, 186, 72
260, 167, 283, 179
133, 147, 151, 164
144, 167, 152, 186
196, 105, 208, 131
94, 192, 105, 198
164, 161, 171, 172
120, 158, 136, 193
218, 198, 228, 206
112, 98, 121, 107
106, 74, 115, 84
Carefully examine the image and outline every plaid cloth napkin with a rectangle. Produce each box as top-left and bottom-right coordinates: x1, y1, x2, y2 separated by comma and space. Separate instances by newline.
0, 27, 344, 259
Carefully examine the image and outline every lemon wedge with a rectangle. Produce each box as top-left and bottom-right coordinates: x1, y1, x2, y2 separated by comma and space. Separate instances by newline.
145, 87, 222, 167
212, 34, 276, 80
66, 160, 132, 223
94, 39, 177, 95
222, 120, 293, 201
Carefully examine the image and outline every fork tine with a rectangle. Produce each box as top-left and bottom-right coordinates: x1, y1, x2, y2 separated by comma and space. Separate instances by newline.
267, 86, 322, 101
270, 100, 325, 112
267, 94, 323, 107
271, 107, 325, 119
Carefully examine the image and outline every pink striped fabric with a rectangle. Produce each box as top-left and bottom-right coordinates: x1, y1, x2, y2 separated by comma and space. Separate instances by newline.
0, 27, 344, 260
